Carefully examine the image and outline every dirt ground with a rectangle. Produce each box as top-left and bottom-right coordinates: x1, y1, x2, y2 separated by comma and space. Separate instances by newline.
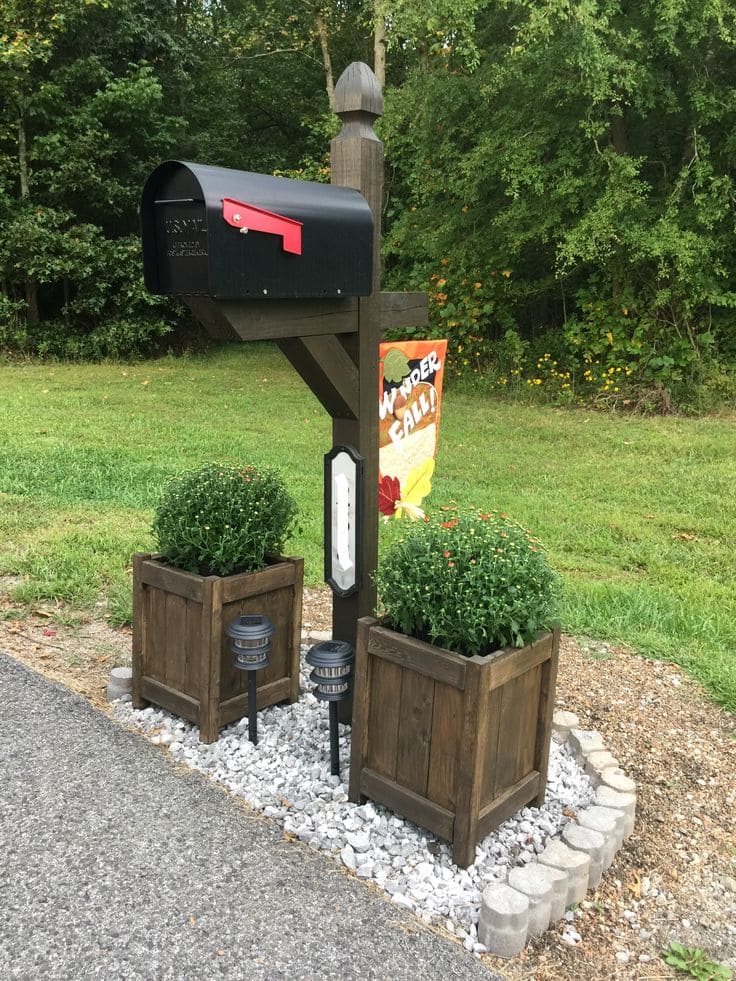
1, 585, 734, 980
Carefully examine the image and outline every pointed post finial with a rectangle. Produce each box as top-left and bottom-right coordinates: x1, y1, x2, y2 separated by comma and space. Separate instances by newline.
333, 62, 383, 120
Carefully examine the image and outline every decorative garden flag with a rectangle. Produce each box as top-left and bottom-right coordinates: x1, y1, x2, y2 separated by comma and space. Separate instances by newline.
378, 340, 447, 520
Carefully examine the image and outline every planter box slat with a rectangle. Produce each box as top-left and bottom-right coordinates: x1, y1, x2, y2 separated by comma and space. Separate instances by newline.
350, 617, 560, 868
203, 577, 223, 743
477, 771, 541, 840
492, 665, 543, 796
368, 626, 467, 689
133, 554, 303, 743
365, 656, 402, 779
480, 685, 504, 804
395, 670, 435, 798
486, 634, 555, 691
165, 592, 188, 692
141, 562, 204, 601
219, 677, 292, 726
533, 630, 560, 807
140, 677, 199, 722
427, 684, 464, 811
220, 561, 297, 604
361, 768, 455, 842
453, 658, 491, 867
185, 600, 202, 695
148, 587, 168, 683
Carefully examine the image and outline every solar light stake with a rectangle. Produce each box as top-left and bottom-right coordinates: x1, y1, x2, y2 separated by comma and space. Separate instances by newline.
305, 640, 354, 777
329, 702, 340, 776
226, 614, 274, 746
247, 672, 258, 744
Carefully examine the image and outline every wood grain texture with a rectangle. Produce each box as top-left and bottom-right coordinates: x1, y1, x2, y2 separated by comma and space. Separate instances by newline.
288, 558, 304, 704
139, 677, 199, 724
485, 632, 554, 691
379, 291, 428, 329
184, 599, 202, 698
201, 575, 222, 743
188, 292, 426, 342
140, 559, 204, 603
351, 622, 559, 867
360, 769, 455, 841
532, 626, 561, 806
330, 63, 383, 719
132, 554, 302, 744
131, 553, 147, 709
364, 656, 402, 780
349, 618, 373, 803
277, 334, 359, 419
186, 296, 359, 341
426, 683, 464, 811
367, 623, 467, 689
219, 560, 296, 604
453, 658, 491, 868
492, 667, 541, 796
480, 685, 504, 807
395, 670, 435, 797
476, 772, 541, 841
219, 678, 292, 727
148, 587, 167, 684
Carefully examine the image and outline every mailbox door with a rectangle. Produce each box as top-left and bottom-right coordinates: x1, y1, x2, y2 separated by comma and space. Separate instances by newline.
143, 164, 210, 296
154, 199, 209, 295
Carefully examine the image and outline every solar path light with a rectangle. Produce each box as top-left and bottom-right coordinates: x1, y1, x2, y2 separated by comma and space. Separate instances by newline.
305, 640, 354, 776
226, 614, 274, 745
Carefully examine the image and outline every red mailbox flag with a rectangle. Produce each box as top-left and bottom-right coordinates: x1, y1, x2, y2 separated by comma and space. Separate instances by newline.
222, 198, 303, 255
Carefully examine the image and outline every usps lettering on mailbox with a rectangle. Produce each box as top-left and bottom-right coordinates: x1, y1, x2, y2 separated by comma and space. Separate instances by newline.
140, 161, 373, 299
378, 340, 448, 521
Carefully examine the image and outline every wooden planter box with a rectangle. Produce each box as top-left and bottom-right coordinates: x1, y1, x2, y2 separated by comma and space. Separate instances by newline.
349, 618, 560, 867
132, 553, 303, 743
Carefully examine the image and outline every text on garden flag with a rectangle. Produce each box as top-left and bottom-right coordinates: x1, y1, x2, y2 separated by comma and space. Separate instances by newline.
378, 340, 447, 520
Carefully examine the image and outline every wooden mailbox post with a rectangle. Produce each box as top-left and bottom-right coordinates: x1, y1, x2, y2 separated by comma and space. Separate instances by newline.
170, 62, 427, 715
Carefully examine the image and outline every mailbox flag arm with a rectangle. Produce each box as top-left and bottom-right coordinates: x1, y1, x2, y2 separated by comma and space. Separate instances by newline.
222, 197, 303, 255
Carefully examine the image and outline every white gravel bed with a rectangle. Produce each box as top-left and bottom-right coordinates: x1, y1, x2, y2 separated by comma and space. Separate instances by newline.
115, 649, 593, 953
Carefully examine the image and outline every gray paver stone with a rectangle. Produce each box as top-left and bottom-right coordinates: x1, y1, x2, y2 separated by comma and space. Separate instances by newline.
576, 806, 625, 866
598, 767, 636, 795
508, 865, 561, 934
107, 666, 133, 702
552, 710, 579, 743
562, 823, 607, 889
537, 838, 590, 907
595, 785, 636, 838
535, 864, 568, 924
585, 750, 620, 784
478, 882, 530, 957
568, 728, 606, 760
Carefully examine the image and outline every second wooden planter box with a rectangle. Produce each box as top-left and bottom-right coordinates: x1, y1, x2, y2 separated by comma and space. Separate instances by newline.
349, 617, 560, 867
132, 553, 303, 743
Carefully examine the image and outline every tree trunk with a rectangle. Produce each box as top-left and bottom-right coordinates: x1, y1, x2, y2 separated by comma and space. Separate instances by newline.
18, 103, 39, 327
315, 11, 335, 109
374, 1, 386, 87
610, 111, 627, 156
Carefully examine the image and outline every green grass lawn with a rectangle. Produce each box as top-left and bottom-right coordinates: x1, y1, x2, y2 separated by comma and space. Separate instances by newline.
1, 344, 734, 711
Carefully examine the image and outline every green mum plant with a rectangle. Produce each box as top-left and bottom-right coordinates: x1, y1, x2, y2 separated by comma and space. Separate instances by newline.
152, 462, 298, 577
375, 508, 560, 657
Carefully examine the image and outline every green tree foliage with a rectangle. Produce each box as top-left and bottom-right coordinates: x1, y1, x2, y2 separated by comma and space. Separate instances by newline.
383, 0, 736, 409
0, 0, 332, 358
0, 0, 187, 356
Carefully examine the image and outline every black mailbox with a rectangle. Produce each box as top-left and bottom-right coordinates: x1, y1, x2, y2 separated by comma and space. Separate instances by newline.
140, 160, 373, 299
